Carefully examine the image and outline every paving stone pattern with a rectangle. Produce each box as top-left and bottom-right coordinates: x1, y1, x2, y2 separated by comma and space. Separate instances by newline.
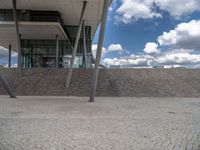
0, 96, 200, 150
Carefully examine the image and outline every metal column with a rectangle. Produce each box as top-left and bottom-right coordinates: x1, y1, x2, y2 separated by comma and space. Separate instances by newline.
8, 45, 11, 68
56, 35, 59, 68
89, 0, 109, 102
0, 74, 16, 98
65, 1, 87, 87
30, 45, 33, 68
12, 0, 22, 73
83, 20, 87, 68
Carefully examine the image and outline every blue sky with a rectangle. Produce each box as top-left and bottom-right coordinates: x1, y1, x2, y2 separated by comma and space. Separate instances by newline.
92, 0, 200, 68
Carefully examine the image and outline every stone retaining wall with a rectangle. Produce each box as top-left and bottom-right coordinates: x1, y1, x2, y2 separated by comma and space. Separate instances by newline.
1, 68, 200, 97
0, 68, 116, 96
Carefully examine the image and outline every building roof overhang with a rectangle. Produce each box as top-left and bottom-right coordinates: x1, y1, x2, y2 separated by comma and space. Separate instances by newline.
0, 21, 71, 51
0, 0, 113, 37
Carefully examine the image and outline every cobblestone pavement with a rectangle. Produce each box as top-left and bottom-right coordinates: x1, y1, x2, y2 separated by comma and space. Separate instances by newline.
0, 96, 200, 150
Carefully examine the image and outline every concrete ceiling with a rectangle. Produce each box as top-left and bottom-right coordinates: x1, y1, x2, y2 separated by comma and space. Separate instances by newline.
0, 0, 112, 51
0, 0, 112, 36
0, 22, 71, 51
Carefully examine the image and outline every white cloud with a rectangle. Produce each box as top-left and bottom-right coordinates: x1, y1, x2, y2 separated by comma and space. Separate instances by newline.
154, 49, 200, 65
109, 7, 114, 12
103, 54, 152, 67
0, 46, 10, 59
92, 44, 107, 58
115, 0, 200, 24
0, 46, 17, 59
108, 44, 123, 52
143, 42, 160, 54
2, 63, 18, 68
163, 65, 184, 69
0, 46, 18, 66
104, 48, 200, 68
158, 30, 177, 45
116, 0, 162, 24
155, 0, 200, 18
158, 20, 200, 50
92, 43, 124, 58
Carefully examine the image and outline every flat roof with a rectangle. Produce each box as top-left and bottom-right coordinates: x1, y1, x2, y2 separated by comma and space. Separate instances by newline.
0, 22, 72, 51
0, 0, 112, 36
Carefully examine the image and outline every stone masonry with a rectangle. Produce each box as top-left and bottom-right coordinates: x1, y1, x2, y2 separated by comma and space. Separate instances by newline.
1, 68, 200, 97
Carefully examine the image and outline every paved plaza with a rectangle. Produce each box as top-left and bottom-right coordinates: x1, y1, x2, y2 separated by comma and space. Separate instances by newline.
0, 96, 200, 150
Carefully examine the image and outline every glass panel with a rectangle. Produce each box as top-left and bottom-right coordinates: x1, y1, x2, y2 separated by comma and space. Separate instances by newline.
64, 25, 92, 55
74, 56, 83, 68
21, 39, 92, 68
0, 9, 62, 23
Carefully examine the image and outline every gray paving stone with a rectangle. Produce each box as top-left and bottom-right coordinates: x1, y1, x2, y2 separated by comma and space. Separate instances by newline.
0, 96, 200, 149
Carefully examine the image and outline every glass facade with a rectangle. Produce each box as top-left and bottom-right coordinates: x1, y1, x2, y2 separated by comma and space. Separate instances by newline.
0, 9, 63, 23
64, 25, 92, 54
21, 38, 92, 68
21, 40, 70, 68
0, 9, 92, 68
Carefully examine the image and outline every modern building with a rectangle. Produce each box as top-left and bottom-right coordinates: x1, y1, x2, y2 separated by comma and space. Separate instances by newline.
0, 0, 112, 68
0, 0, 112, 101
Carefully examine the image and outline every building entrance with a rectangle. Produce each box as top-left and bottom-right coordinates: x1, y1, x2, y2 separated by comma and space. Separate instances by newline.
43, 57, 56, 68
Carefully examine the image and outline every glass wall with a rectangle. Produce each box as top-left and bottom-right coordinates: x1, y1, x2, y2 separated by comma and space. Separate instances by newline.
21, 32, 92, 68
21, 40, 73, 68
0, 9, 62, 23
64, 25, 92, 54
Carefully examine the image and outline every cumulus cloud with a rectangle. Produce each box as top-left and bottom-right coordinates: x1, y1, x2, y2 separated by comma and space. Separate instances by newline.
116, 0, 162, 24
92, 44, 107, 58
0, 46, 10, 59
0, 46, 18, 67
104, 48, 200, 68
92, 43, 124, 58
143, 42, 160, 54
109, 7, 114, 12
115, 0, 200, 24
0, 46, 17, 59
103, 54, 153, 67
154, 49, 200, 65
155, 0, 200, 18
2, 63, 18, 68
108, 44, 123, 52
158, 20, 200, 50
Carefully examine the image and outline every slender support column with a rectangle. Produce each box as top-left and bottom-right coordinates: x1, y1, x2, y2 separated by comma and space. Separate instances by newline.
83, 20, 87, 68
8, 45, 11, 68
65, 1, 87, 87
89, 0, 109, 102
0, 74, 16, 98
30, 45, 33, 68
56, 35, 59, 68
12, 0, 22, 74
